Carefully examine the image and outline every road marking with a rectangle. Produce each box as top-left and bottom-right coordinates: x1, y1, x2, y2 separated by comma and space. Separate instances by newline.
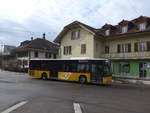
73, 103, 82, 113
1, 101, 28, 113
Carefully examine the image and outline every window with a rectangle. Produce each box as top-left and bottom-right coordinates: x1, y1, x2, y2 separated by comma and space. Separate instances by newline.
81, 44, 86, 54
117, 43, 131, 53
105, 30, 110, 36
49, 53, 52, 58
105, 46, 109, 54
23, 60, 28, 66
71, 30, 80, 40
69, 64, 77, 72
53, 53, 57, 59
119, 62, 130, 75
45, 52, 48, 58
138, 42, 147, 52
77, 64, 89, 73
120, 44, 128, 52
45, 52, 51, 58
122, 26, 128, 33
139, 23, 146, 31
17, 51, 28, 57
34, 51, 38, 58
91, 64, 103, 74
64, 46, 72, 55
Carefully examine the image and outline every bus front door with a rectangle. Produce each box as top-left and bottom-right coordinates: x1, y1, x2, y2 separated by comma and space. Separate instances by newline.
91, 64, 101, 84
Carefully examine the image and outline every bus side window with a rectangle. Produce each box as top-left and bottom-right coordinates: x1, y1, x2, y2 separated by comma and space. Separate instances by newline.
69, 64, 77, 72
91, 64, 96, 73
97, 65, 103, 74
77, 64, 89, 73
63, 64, 69, 72
91, 64, 103, 74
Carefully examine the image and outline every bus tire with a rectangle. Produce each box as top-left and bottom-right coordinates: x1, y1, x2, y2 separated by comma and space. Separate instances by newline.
41, 73, 48, 80
79, 76, 87, 84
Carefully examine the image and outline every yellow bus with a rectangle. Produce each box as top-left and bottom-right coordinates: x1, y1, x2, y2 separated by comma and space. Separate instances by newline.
28, 58, 112, 84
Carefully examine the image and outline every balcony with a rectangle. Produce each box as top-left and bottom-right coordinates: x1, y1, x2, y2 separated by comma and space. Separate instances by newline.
101, 51, 150, 59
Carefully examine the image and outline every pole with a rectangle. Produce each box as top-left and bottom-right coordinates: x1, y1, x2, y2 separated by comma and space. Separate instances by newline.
0, 40, 4, 71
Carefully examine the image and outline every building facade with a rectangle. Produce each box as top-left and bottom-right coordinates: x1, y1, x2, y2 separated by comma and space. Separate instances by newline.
11, 35, 59, 71
54, 16, 150, 79
54, 21, 104, 59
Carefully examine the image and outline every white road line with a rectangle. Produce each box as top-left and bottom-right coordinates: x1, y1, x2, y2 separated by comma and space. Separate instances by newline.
1, 101, 28, 113
73, 103, 82, 113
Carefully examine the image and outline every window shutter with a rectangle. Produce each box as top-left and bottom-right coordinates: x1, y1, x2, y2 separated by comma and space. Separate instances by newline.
64, 47, 66, 55
128, 43, 131, 52
78, 30, 80, 38
134, 43, 138, 52
147, 41, 150, 51
67, 46, 69, 55
117, 44, 120, 53
84, 44, 86, 54
81, 45, 83, 54
69, 46, 72, 54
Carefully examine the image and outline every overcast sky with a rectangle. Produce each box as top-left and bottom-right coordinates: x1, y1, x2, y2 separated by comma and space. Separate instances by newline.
0, 0, 150, 46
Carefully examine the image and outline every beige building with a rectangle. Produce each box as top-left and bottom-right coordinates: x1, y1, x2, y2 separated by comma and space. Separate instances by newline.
54, 21, 104, 59
54, 16, 150, 79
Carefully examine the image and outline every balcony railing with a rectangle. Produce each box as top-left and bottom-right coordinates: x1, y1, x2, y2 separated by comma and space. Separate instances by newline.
101, 51, 150, 59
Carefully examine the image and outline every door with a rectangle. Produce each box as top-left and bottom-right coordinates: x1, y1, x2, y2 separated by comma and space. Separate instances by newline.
139, 62, 147, 78
50, 62, 58, 79
91, 64, 102, 83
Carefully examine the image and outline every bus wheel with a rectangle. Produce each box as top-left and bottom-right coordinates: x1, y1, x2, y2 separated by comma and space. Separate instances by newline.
41, 73, 48, 80
79, 76, 87, 84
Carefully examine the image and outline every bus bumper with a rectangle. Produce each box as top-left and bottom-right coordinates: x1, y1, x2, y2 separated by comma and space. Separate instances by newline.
102, 76, 112, 84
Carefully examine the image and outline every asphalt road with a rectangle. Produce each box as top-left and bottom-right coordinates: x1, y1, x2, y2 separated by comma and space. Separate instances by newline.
0, 70, 150, 113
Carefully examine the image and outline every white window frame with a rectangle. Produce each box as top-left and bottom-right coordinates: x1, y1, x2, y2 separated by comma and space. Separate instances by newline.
139, 23, 146, 31
71, 30, 80, 40
105, 29, 110, 36
122, 26, 128, 33
138, 42, 147, 52
120, 44, 128, 53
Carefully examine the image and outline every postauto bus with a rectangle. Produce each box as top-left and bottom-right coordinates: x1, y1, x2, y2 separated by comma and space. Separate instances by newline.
28, 58, 112, 84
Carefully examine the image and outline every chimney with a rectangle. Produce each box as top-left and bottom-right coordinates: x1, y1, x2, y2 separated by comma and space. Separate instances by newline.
31, 37, 33, 41
43, 33, 46, 39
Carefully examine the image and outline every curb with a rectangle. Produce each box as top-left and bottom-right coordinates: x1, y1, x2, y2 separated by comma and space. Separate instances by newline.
113, 79, 150, 85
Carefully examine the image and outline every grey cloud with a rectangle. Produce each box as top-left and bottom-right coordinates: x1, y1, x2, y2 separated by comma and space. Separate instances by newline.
0, 0, 150, 46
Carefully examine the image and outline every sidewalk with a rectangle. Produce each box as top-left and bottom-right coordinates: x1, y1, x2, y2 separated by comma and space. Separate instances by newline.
113, 75, 150, 85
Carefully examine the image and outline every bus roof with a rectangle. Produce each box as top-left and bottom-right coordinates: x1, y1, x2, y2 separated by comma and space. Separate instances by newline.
30, 57, 108, 61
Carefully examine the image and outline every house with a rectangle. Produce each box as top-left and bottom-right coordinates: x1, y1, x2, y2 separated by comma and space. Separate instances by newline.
54, 16, 150, 80
101, 16, 150, 79
0, 52, 17, 71
11, 34, 59, 71
54, 21, 104, 59
3, 45, 16, 53
0, 45, 16, 70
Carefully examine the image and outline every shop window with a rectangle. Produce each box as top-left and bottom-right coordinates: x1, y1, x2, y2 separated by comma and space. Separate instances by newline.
119, 62, 130, 75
